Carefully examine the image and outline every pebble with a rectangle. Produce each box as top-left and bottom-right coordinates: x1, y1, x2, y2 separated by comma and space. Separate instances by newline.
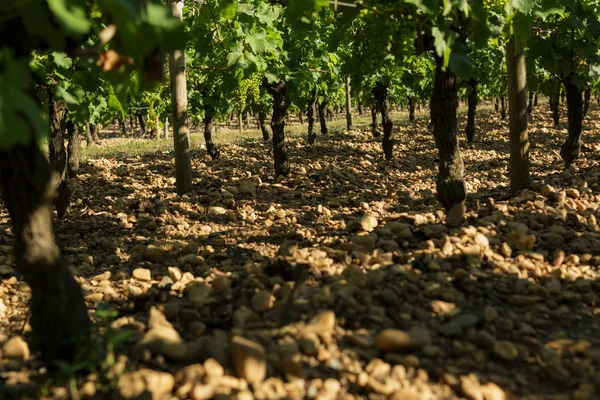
239, 180, 257, 197
251, 290, 276, 313
1, 336, 30, 360
118, 369, 174, 399
460, 373, 483, 400
347, 215, 378, 233
132, 268, 152, 282
493, 341, 519, 361
376, 328, 431, 352
144, 244, 168, 263
232, 336, 267, 384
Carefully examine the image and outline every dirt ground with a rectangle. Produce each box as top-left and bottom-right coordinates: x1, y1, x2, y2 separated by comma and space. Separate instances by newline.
2, 103, 600, 399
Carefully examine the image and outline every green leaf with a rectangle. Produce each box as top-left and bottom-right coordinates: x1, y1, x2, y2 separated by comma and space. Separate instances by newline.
46, 0, 91, 37
510, 0, 535, 15
52, 52, 72, 69
0, 53, 47, 150
449, 52, 475, 80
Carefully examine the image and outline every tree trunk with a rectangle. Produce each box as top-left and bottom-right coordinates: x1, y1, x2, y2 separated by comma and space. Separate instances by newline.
560, 76, 584, 168
307, 89, 318, 145
85, 123, 95, 146
345, 76, 353, 131
258, 108, 269, 141
203, 106, 220, 160
48, 93, 70, 219
430, 56, 465, 227
238, 111, 243, 132
534, 94, 539, 106
465, 81, 478, 143
168, 0, 193, 195
318, 99, 328, 135
0, 142, 90, 363
371, 105, 380, 138
527, 91, 534, 115
373, 82, 394, 160
137, 113, 147, 133
89, 123, 100, 143
494, 97, 499, 112
500, 97, 507, 120
119, 118, 126, 135
408, 97, 416, 122
269, 82, 290, 177
583, 87, 591, 118
506, 35, 530, 193
358, 100, 364, 116
66, 121, 81, 175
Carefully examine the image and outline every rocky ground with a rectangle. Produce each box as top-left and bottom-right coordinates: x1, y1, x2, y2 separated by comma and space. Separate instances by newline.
2, 105, 600, 399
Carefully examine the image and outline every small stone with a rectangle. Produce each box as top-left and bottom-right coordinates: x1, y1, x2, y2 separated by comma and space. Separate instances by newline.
190, 384, 215, 400
204, 358, 224, 377
0, 265, 15, 275
231, 336, 267, 384
144, 244, 168, 263
545, 278, 561, 292
390, 390, 418, 400
182, 242, 199, 255
376, 328, 431, 352
483, 306, 498, 322
212, 275, 231, 293
132, 268, 152, 282
168, 266, 183, 282
2, 336, 30, 360
239, 180, 257, 197
298, 332, 320, 356
85, 292, 104, 303
482, 382, 506, 400
566, 188, 580, 199
304, 310, 336, 337
137, 308, 188, 361
251, 290, 276, 313
209, 206, 227, 215
158, 276, 173, 289
460, 373, 483, 400
439, 314, 479, 337
118, 369, 174, 400
347, 215, 378, 233
493, 341, 519, 361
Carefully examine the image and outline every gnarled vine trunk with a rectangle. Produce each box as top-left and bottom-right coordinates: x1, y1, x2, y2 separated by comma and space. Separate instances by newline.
500, 97, 507, 120
318, 98, 328, 135
550, 91, 560, 126
560, 76, 584, 168
258, 108, 269, 141
269, 81, 290, 177
0, 143, 90, 363
430, 56, 465, 227
136, 113, 147, 133
465, 80, 478, 143
203, 106, 220, 160
345, 76, 353, 131
408, 97, 416, 122
506, 35, 530, 193
373, 82, 394, 160
307, 89, 318, 145
168, 0, 193, 195
371, 105, 380, 138
66, 121, 81, 175
48, 93, 70, 219
583, 87, 591, 118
